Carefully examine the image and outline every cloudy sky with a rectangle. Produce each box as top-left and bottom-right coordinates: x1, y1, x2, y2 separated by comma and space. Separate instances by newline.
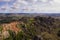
0, 0, 60, 13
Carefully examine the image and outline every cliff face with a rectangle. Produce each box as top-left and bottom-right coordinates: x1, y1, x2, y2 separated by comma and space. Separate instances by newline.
2, 21, 20, 34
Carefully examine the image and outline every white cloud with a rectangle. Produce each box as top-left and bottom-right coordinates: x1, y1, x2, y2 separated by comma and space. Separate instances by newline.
0, 0, 60, 13
0, 0, 12, 2
53, 0, 60, 3
41, 0, 48, 2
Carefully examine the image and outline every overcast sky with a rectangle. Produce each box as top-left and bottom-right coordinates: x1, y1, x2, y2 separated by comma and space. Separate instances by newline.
0, 0, 60, 13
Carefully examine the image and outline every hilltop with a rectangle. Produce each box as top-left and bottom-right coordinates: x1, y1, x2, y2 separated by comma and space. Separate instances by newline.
0, 13, 60, 40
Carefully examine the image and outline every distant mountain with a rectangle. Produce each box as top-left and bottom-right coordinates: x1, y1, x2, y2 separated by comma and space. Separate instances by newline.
45, 13, 60, 17
0, 13, 60, 17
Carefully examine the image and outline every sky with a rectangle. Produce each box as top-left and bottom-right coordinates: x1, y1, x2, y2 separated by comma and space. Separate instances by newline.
0, 0, 60, 13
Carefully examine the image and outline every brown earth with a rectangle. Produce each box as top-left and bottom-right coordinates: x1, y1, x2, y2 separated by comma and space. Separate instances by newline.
2, 21, 21, 34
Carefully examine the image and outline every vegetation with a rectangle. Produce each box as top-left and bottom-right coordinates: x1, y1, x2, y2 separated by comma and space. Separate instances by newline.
0, 15, 60, 40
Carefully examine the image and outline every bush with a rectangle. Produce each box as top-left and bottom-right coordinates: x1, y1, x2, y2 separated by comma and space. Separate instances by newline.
57, 30, 60, 37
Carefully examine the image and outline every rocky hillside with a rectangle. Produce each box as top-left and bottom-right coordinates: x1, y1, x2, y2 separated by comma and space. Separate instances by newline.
0, 15, 60, 40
